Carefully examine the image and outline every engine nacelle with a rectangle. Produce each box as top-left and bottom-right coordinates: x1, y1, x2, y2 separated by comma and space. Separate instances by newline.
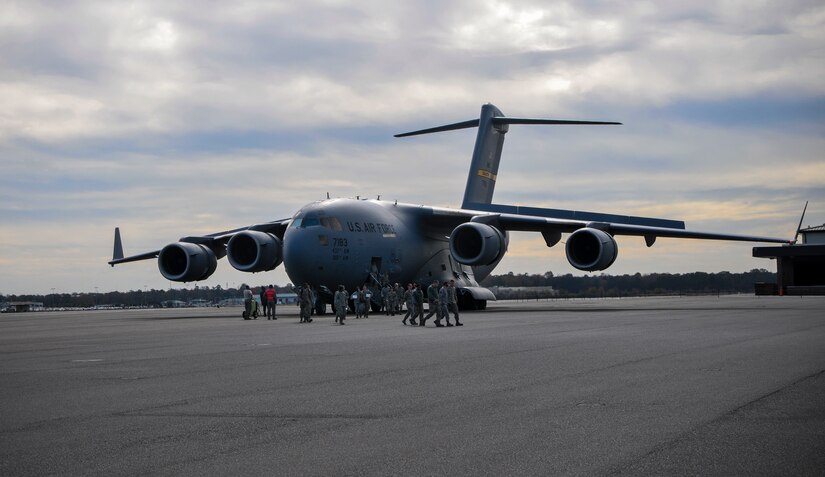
449, 222, 506, 266
565, 228, 618, 272
227, 231, 283, 272
158, 242, 218, 282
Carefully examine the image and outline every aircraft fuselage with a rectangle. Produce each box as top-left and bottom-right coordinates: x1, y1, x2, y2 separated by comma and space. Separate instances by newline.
283, 198, 469, 295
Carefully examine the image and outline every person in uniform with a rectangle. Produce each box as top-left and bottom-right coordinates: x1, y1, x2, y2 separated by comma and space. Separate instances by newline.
386, 286, 397, 316
242, 284, 253, 320
421, 280, 440, 326
334, 285, 348, 325
412, 283, 423, 325
299, 284, 313, 323
361, 285, 371, 318
438, 282, 451, 327
265, 285, 277, 320
402, 283, 414, 325
394, 283, 404, 314
259, 286, 268, 318
448, 280, 462, 326
381, 284, 390, 314
309, 286, 316, 316
354, 286, 365, 318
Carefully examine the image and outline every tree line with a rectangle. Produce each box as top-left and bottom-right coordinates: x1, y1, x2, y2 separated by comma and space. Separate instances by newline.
1, 269, 776, 308
481, 269, 776, 299
1, 284, 295, 309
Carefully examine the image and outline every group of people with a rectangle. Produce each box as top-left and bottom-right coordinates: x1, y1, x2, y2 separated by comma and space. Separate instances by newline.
244, 280, 464, 328
242, 284, 278, 320
375, 280, 462, 327
330, 284, 369, 325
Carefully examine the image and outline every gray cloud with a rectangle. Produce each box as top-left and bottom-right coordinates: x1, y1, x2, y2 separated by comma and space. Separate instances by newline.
1, 0, 823, 294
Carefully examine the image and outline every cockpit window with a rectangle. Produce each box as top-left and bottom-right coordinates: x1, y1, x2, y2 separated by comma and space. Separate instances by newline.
320, 217, 343, 231
291, 212, 341, 230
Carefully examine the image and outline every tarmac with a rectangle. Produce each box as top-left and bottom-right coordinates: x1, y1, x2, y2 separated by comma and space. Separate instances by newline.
1, 295, 824, 476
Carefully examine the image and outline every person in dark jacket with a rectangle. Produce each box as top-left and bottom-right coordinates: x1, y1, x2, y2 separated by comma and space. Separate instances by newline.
421, 280, 440, 326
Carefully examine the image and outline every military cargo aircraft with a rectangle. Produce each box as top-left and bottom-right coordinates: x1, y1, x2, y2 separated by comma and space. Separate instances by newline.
110, 103, 790, 312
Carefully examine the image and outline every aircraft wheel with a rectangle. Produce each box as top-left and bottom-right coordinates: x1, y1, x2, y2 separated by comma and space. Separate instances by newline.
371, 302, 381, 313
457, 291, 475, 311
476, 300, 487, 310
315, 302, 326, 315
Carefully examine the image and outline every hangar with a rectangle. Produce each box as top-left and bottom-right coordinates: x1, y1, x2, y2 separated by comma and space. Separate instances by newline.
1, 302, 45, 313
753, 224, 825, 295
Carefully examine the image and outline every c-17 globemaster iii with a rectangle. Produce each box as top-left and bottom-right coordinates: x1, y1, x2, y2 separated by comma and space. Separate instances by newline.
110, 103, 791, 312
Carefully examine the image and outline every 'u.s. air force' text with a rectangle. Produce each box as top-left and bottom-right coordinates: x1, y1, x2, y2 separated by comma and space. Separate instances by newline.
346, 222, 396, 233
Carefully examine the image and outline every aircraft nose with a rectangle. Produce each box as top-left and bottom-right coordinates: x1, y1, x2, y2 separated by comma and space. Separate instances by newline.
283, 228, 319, 284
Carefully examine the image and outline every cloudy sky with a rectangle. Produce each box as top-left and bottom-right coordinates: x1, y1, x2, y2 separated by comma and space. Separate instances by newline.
1, 0, 824, 295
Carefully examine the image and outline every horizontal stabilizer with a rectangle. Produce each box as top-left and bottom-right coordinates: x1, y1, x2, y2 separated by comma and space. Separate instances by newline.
394, 119, 479, 137
492, 117, 620, 126
395, 115, 620, 137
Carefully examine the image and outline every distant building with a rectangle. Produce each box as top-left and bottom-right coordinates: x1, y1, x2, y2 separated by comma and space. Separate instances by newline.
218, 292, 297, 307
1, 302, 45, 312
753, 223, 825, 295
800, 224, 825, 245
218, 298, 245, 307
277, 292, 298, 305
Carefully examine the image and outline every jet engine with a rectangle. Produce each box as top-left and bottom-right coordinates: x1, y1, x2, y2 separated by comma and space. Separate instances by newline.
227, 231, 283, 272
565, 228, 618, 271
449, 222, 506, 266
158, 242, 218, 282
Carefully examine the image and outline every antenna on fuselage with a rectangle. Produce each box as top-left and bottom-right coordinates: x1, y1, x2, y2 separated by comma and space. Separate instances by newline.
394, 103, 621, 209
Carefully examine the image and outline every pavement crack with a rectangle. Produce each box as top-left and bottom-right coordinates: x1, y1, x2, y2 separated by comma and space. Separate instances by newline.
605, 368, 825, 476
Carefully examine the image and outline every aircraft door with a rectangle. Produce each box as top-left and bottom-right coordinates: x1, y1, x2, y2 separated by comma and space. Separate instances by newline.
369, 257, 383, 284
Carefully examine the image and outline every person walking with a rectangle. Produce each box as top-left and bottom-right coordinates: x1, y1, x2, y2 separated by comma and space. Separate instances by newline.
448, 280, 462, 326
412, 283, 424, 325
402, 283, 414, 325
334, 285, 348, 325
265, 285, 277, 320
421, 280, 440, 326
439, 282, 451, 327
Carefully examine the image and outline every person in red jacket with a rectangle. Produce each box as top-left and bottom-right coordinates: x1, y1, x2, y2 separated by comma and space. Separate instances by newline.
265, 285, 277, 320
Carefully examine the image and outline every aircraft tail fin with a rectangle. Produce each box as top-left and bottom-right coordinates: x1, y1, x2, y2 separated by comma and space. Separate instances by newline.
112, 227, 124, 262
395, 104, 620, 209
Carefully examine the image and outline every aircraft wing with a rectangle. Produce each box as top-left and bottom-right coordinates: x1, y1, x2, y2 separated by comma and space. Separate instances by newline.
109, 218, 291, 266
421, 202, 789, 245
492, 213, 790, 244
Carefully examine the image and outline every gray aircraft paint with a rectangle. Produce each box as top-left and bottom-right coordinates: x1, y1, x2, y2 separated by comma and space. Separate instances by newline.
110, 104, 790, 309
